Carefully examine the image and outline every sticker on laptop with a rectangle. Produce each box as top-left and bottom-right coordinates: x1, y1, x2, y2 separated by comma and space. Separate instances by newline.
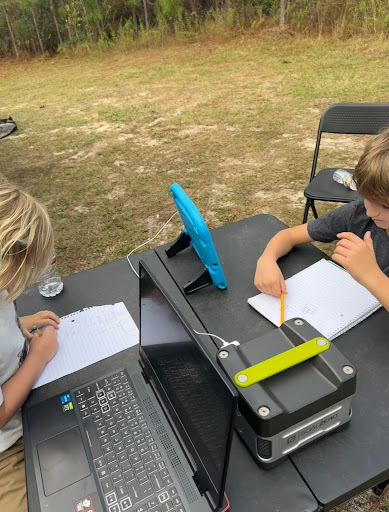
75, 496, 94, 512
62, 401, 73, 412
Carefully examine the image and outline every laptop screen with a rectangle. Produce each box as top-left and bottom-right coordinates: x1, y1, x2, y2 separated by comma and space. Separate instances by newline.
139, 261, 237, 509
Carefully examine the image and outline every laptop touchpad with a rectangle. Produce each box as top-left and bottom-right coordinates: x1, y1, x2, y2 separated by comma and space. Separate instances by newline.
37, 427, 91, 496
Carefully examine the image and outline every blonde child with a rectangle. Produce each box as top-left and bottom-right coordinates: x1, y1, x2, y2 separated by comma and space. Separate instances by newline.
0, 182, 59, 512
254, 128, 389, 311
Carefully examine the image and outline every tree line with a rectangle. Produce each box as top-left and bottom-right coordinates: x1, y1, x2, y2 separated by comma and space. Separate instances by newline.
1, 0, 388, 58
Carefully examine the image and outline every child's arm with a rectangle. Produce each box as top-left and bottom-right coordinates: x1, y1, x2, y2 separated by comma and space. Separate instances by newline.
332, 231, 389, 311
0, 328, 58, 429
254, 224, 314, 296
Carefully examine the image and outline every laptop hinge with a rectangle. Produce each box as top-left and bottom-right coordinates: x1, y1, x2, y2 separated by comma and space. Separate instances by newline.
193, 471, 207, 495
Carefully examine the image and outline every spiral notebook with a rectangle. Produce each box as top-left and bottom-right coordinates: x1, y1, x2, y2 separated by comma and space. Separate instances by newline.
248, 258, 382, 340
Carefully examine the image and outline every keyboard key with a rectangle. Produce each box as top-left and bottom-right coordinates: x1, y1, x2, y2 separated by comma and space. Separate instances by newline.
123, 435, 134, 447
119, 497, 132, 510
114, 442, 125, 453
130, 453, 142, 465
142, 453, 154, 464
126, 444, 137, 456
176, 506, 186, 512
157, 491, 169, 503
105, 452, 116, 464
106, 492, 117, 506
123, 469, 135, 483
95, 456, 105, 469
111, 470, 123, 483
161, 501, 174, 512
108, 461, 120, 474
107, 390, 116, 400
114, 480, 128, 499
133, 462, 145, 475
164, 477, 173, 486
100, 475, 114, 493
160, 469, 170, 479
137, 471, 150, 486
100, 434, 110, 446
108, 504, 120, 512
95, 419, 105, 429
102, 443, 114, 455
151, 472, 165, 492
98, 467, 109, 479
172, 496, 182, 506
169, 488, 178, 497
145, 461, 157, 473
111, 433, 122, 445
134, 505, 147, 512
108, 426, 119, 437
147, 497, 159, 509
117, 451, 128, 464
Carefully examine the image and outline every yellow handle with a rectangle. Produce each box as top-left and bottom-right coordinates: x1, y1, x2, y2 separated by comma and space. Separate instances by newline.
234, 337, 330, 388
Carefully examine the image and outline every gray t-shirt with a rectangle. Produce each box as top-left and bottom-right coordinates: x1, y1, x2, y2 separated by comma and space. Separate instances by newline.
307, 199, 389, 276
0, 291, 28, 452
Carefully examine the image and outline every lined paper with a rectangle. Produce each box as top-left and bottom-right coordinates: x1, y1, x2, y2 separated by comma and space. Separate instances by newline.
248, 259, 381, 340
33, 302, 139, 388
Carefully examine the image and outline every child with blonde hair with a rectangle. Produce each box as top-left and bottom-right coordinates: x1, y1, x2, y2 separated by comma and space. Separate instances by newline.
0, 182, 59, 512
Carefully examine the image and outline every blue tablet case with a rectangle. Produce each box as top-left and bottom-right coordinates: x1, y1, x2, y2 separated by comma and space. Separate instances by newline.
166, 183, 227, 294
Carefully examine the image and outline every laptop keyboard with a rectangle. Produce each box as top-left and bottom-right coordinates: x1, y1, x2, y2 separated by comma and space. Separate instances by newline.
74, 370, 186, 512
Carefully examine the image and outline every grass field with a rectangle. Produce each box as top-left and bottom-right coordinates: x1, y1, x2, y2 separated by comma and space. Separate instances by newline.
1, 33, 389, 511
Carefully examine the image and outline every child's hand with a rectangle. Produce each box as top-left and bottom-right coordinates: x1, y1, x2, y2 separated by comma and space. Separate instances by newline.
254, 255, 287, 296
20, 310, 60, 334
332, 231, 379, 286
29, 327, 59, 365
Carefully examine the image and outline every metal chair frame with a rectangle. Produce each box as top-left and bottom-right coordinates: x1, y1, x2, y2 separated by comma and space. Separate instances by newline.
303, 103, 389, 223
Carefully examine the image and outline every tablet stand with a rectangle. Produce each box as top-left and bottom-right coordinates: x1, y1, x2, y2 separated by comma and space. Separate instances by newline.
165, 231, 213, 294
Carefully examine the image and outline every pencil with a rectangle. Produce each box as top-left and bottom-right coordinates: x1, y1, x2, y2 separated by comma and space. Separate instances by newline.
32, 325, 43, 336
280, 292, 285, 324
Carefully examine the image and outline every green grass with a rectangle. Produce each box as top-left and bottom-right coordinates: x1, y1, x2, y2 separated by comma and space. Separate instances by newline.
0, 35, 388, 278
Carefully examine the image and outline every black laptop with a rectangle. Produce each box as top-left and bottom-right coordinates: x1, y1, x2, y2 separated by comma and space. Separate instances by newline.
22, 261, 238, 512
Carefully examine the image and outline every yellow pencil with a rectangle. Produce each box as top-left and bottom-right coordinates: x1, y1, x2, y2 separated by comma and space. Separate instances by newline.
32, 325, 43, 336
280, 292, 285, 324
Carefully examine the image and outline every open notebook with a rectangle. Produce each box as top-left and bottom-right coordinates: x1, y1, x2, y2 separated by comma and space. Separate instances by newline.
248, 259, 382, 340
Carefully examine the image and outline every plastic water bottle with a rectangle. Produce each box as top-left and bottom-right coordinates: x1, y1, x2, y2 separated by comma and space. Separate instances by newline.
37, 250, 64, 297
333, 169, 357, 191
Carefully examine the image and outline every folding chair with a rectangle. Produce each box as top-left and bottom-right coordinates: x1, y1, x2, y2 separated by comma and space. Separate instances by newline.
302, 103, 389, 224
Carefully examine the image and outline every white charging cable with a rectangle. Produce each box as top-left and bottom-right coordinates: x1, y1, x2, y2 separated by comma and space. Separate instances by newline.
193, 329, 240, 348
127, 211, 179, 277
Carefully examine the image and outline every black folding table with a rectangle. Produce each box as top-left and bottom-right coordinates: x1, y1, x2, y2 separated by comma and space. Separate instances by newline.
19, 214, 389, 511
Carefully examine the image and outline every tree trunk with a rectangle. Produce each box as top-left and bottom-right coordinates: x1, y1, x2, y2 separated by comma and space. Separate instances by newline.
31, 7, 45, 55
132, 5, 138, 34
2, 5, 19, 58
142, 0, 149, 30
79, 0, 93, 39
49, 0, 63, 45
280, 0, 287, 26
59, 0, 74, 46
